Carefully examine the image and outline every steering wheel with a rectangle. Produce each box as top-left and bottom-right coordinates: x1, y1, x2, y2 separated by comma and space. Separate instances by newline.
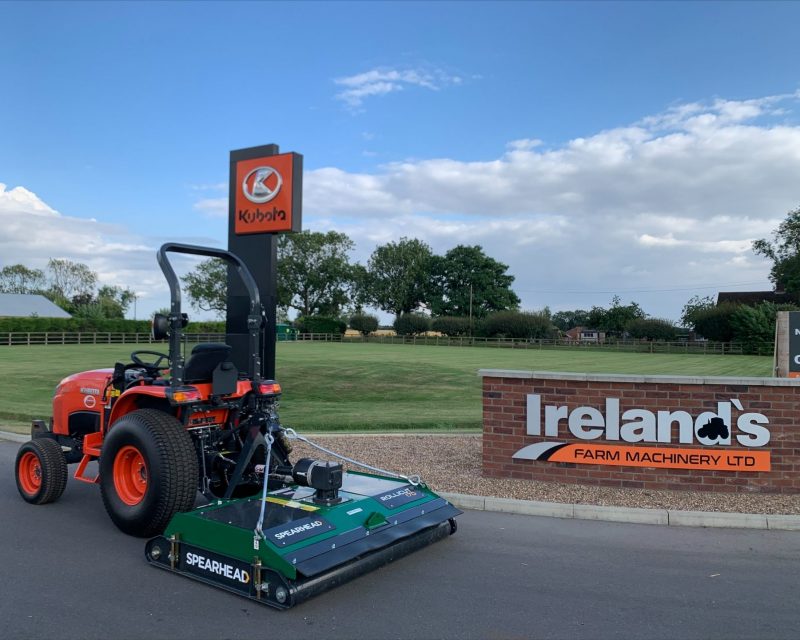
130, 350, 171, 375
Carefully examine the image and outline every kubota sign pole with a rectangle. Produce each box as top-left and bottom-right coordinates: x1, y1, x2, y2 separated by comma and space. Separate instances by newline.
226, 144, 303, 378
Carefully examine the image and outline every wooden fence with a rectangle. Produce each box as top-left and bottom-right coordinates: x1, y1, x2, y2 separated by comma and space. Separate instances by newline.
0, 331, 774, 355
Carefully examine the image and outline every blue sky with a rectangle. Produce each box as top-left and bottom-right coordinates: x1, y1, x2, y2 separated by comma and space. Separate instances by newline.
2, 1, 800, 322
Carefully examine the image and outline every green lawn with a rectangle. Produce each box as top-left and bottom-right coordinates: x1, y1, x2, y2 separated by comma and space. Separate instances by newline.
0, 342, 774, 433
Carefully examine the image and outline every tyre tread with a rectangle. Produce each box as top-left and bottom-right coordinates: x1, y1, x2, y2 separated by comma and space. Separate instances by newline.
100, 409, 198, 536
16, 438, 68, 505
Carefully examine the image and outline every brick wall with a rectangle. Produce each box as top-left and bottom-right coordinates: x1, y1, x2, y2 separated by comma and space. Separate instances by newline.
481, 370, 800, 494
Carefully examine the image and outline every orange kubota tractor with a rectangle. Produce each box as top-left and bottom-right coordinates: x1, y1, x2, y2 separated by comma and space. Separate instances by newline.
15, 243, 293, 536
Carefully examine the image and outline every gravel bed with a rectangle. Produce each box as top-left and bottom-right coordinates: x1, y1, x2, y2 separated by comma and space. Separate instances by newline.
289, 434, 800, 515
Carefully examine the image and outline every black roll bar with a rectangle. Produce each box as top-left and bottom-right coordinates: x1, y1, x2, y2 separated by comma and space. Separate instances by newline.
156, 242, 263, 387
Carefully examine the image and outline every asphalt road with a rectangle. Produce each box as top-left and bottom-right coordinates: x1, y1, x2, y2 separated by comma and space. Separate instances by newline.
1, 439, 799, 640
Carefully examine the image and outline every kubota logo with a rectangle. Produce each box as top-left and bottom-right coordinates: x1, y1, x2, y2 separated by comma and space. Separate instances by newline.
242, 166, 282, 204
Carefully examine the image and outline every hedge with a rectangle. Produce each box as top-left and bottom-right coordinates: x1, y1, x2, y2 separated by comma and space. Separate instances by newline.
295, 315, 347, 335
0, 317, 225, 333
431, 316, 471, 337
479, 310, 555, 339
393, 313, 431, 336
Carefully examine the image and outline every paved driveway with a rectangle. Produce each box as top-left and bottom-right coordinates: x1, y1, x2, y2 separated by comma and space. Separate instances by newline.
1, 440, 798, 639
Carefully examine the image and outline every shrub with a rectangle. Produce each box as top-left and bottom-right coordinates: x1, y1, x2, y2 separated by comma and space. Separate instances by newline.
730, 302, 799, 354
0, 317, 152, 333
690, 303, 739, 342
481, 311, 555, 339
625, 318, 677, 341
0, 316, 226, 334
431, 316, 471, 336
393, 313, 431, 336
349, 313, 379, 336
295, 315, 347, 335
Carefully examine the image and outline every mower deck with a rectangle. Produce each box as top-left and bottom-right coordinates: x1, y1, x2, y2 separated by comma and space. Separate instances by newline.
145, 471, 460, 609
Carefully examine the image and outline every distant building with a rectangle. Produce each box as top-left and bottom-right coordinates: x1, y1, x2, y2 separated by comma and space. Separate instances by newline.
716, 291, 796, 306
564, 326, 605, 343
0, 293, 71, 318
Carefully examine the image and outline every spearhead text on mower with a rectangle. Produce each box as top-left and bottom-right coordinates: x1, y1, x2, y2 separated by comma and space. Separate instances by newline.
14, 242, 460, 609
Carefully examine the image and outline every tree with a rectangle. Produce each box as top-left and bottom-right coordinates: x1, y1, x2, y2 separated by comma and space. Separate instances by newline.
349, 313, 379, 336
680, 294, 715, 329
588, 296, 646, 336
0, 264, 46, 294
182, 258, 228, 317
367, 238, 433, 318
753, 205, 800, 297
346, 264, 372, 315
278, 231, 356, 317
393, 313, 431, 336
551, 309, 591, 331
428, 245, 520, 319
95, 285, 136, 319
181, 231, 358, 319
691, 303, 739, 341
480, 310, 555, 339
45, 258, 97, 308
431, 316, 471, 336
625, 318, 677, 341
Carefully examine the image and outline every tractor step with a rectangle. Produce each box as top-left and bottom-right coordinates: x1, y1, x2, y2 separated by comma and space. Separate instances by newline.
74, 431, 103, 484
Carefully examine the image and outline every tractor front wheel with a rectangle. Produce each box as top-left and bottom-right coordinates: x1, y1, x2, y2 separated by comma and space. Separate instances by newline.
15, 438, 68, 505
100, 409, 198, 537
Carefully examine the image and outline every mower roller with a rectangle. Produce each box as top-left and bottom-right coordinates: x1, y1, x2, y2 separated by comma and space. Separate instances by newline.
15, 242, 460, 609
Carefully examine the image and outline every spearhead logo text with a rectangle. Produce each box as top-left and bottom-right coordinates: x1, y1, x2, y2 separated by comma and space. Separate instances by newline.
273, 520, 323, 541
185, 552, 250, 584
526, 395, 770, 447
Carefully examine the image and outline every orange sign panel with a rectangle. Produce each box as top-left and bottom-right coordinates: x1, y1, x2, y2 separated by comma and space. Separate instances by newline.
234, 153, 297, 235
548, 443, 770, 472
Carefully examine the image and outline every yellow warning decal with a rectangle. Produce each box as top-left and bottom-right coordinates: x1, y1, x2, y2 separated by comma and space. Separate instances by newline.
264, 496, 319, 512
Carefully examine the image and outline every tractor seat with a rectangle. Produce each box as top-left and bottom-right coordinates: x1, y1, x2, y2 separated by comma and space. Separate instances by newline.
184, 343, 232, 382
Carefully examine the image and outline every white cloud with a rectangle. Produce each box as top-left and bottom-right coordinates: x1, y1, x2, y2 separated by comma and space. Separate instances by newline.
193, 197, 228, 218
10, 91, 800, 324
334, 67, 463, 108
300, 91, 800, 319
0, 184, 198, 317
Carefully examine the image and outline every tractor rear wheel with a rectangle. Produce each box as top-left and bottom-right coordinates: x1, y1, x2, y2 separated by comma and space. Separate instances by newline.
15, 438, 68, 505
100, 409, 198, 537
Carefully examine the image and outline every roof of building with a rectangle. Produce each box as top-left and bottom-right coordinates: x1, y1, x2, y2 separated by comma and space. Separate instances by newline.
716, 291, 796, 306
565, 326, 604, 337
0, 293, 71, 318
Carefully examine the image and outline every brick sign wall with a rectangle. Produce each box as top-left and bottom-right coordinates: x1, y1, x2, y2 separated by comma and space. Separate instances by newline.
481, 370, 800, 494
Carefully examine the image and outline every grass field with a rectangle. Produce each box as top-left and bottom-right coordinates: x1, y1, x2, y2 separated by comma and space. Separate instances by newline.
0, 342, 774, 433
0, 342, 772, 432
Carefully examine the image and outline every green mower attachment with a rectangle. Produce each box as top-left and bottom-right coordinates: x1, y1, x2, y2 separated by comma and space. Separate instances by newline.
145, 470, 460, 609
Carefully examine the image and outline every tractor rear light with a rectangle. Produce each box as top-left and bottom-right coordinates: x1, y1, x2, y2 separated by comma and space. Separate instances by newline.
254, 381, 282, 397
167, 386, 202, 404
